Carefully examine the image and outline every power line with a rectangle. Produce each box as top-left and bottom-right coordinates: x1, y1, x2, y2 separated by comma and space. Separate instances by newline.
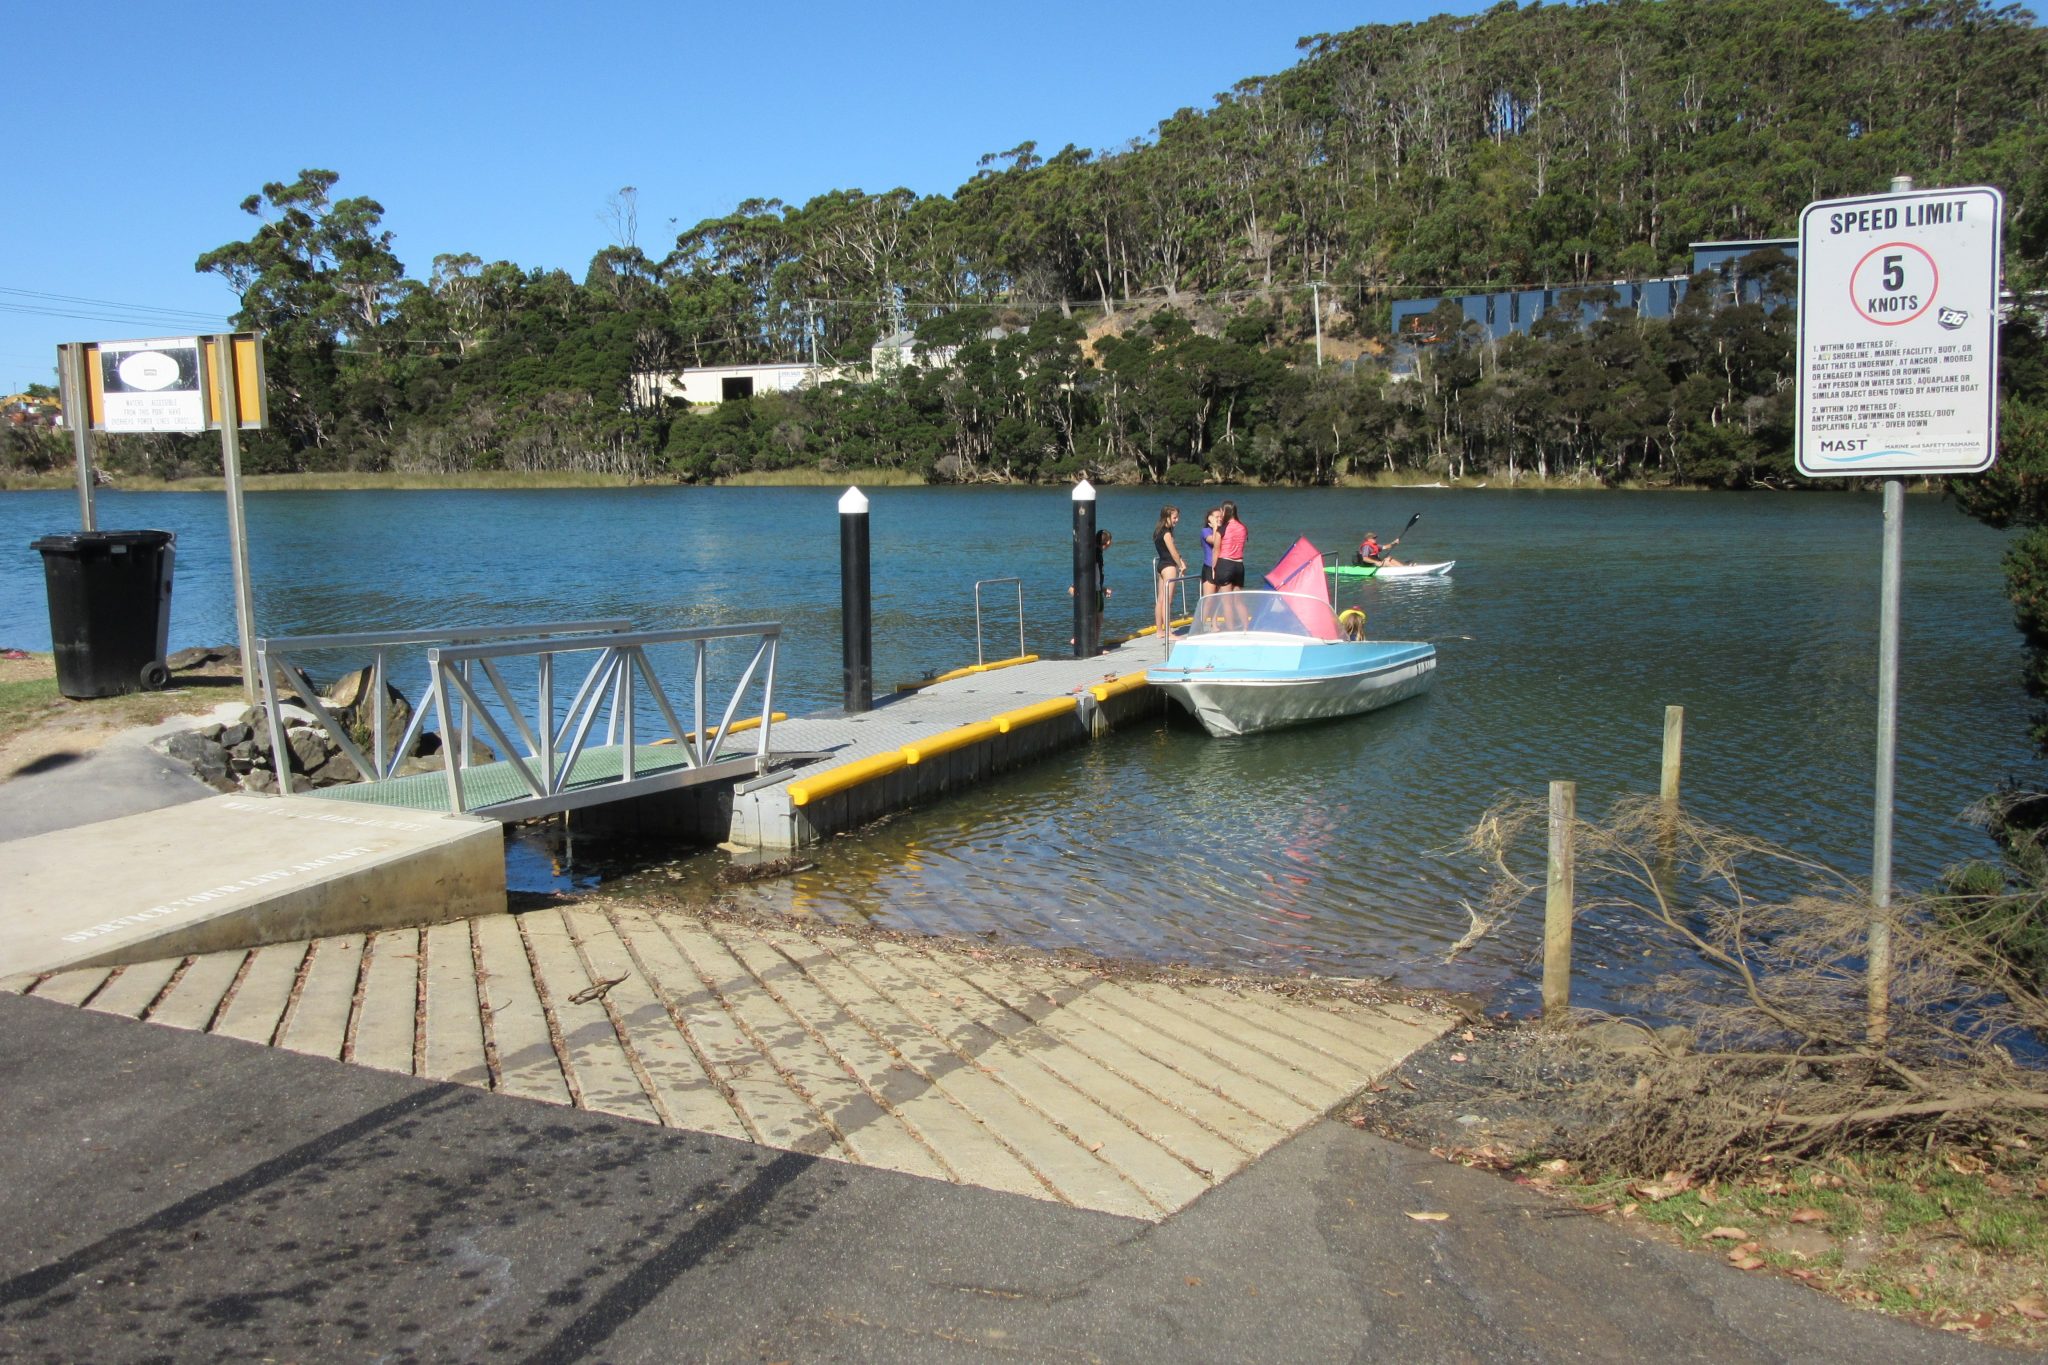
0, 284, 227, 323
0, 301, 233, 331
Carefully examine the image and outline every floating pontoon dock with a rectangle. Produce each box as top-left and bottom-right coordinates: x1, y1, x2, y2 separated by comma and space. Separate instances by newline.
278, 623, 1174, 851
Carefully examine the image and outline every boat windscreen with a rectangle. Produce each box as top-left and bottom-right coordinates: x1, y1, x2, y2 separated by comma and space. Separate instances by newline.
1190, 590, 1342, 641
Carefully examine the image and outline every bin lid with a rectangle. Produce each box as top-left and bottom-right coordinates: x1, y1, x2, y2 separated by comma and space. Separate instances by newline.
30, 529, 176, 554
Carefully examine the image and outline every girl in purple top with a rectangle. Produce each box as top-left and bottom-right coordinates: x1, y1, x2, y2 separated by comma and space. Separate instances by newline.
1198, 507, 1222, 598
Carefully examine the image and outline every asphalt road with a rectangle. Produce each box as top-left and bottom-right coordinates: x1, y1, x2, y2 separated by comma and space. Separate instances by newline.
0, 718, 216, 844
0, 993, 1997, 1364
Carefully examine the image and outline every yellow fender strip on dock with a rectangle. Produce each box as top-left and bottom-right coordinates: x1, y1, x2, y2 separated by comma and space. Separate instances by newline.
992, 696, 1080, 734
901, 720, 1002, 765
968, 653, 1039, 674
892, 653, 1045, 694
925, 652, 1041, 687
1089, 672, 1150, 703
650, 712, 787, 747
788, 751, 908, 807
1128, 617, 1193, 638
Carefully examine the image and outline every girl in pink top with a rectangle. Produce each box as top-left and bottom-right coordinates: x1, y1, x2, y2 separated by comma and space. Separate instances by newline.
1213, 501, 1248, 591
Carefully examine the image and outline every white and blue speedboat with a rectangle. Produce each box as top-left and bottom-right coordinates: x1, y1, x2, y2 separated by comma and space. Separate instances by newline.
1147, 537, 1437, 737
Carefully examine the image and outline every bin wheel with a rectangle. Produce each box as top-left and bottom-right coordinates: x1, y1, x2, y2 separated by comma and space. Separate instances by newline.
139, 661, 171, 691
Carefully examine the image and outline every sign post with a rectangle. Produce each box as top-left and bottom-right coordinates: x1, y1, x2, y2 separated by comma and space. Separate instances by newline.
56, 343, 98, 531
57, 333, 268, 702
210, 337, 260, 704
1796, 179, 2003, 1039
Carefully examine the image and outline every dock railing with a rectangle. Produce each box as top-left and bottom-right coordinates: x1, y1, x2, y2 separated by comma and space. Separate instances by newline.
422, 623, 782, 818
973, 577, 1026, 666
255, 620, 633, 793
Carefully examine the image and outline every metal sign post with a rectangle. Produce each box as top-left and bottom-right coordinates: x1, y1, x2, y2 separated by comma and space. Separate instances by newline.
1795, 178, 2003, 1039
57, 343, 97, 530
211, 335, 260, 704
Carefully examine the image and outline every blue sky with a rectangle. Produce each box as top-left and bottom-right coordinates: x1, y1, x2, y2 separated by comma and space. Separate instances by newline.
2, 1, 1490, 394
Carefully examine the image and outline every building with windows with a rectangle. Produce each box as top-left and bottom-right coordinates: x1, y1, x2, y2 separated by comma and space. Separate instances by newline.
632, 360, 858, 407
1387, 238, 1796, 345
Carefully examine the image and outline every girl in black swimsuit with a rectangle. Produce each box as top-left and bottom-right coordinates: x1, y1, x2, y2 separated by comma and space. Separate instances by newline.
1152, 505, 1184, 645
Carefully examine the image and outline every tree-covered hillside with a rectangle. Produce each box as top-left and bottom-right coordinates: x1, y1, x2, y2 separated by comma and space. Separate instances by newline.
7, 0, 2040, 487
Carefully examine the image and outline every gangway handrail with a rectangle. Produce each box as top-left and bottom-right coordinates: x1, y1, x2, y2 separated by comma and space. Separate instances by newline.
423, 622, 782, 818
256, 618, 635, 794
973, 577, 1026, 666
257, 619, 632, 653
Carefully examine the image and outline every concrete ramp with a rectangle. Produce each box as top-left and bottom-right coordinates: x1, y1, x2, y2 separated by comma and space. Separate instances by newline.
0, 794, 504, 977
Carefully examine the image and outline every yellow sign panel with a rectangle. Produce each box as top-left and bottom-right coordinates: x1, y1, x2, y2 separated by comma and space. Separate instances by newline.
65, 332, 267, 432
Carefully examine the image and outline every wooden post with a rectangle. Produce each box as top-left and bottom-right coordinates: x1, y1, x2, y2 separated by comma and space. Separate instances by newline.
1660, 705, 1684, 807
1544, 780, 1576, 1026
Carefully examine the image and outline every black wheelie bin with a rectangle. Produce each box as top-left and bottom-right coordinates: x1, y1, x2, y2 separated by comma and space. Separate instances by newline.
30, 529, 177, 698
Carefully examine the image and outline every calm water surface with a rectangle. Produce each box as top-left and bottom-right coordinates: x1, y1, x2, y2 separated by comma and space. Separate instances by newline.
2, 486, 2029, 1011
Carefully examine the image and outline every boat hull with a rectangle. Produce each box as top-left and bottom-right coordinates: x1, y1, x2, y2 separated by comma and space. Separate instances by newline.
1149, 639, 1437, 737
1326, 560, 1455, 580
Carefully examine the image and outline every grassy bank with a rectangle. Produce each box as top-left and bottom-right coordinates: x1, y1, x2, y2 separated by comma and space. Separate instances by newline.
0, 667, 62, 749
716, 466, 927, 487
1332, 470, 1609, 491
1360, 1023, 2048, 1348
1554, 1153, 2048, 1342
0, 652, 250, 777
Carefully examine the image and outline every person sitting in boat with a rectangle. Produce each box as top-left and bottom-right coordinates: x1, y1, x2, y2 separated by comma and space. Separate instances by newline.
1357, 532, 1405, 568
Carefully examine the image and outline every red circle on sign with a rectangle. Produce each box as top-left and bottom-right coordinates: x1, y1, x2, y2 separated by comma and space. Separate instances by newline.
1849, 241, 1937, 326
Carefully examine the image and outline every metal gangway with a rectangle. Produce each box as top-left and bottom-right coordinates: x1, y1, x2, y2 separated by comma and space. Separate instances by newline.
253, 619, 791, 820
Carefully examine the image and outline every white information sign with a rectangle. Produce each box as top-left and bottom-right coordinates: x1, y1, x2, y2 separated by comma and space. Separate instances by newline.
1796, 185, 2003, 477
96, 335, 206, 433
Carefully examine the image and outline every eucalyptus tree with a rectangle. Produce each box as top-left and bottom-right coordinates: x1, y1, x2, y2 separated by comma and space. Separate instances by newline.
195, 168, 408, 462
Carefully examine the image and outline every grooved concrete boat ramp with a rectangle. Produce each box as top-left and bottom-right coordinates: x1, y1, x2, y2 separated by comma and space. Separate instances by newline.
2, 901, 1448, 1220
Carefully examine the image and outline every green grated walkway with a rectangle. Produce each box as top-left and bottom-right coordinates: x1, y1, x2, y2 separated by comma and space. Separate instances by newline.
307, 742, 746, 814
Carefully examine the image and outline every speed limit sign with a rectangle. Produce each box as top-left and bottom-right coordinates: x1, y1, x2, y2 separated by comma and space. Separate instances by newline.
1796, 185, 2003, 477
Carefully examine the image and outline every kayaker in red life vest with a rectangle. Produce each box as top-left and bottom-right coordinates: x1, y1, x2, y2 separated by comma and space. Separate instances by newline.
1358, 532, 1405, 568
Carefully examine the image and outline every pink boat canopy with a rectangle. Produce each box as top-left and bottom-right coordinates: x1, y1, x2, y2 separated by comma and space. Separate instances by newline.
1259, 537, 1342, 640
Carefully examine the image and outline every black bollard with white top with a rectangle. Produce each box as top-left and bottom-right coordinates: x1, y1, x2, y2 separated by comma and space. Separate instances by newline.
839, 485, 873, 713
1072, 479, 1098, 658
